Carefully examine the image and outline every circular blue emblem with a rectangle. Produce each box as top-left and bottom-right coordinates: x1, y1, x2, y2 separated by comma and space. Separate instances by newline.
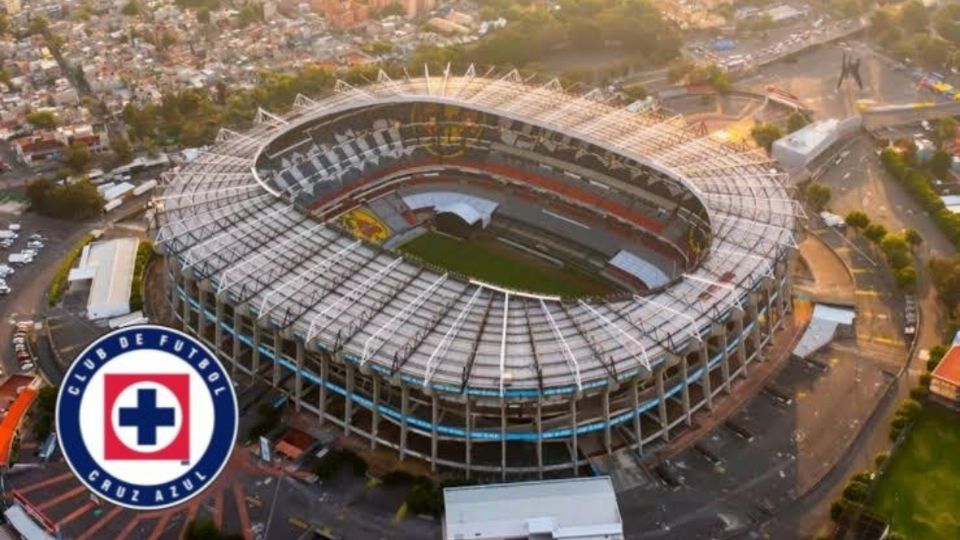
56, 325, 237, 510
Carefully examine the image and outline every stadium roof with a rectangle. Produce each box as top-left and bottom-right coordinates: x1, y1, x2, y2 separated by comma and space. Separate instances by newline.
442, 477, 623, 540
156, 69, 800, 394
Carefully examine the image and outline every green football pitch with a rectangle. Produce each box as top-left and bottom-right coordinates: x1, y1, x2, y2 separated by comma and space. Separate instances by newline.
398, 232, 616, 297
869, 405, 960, 539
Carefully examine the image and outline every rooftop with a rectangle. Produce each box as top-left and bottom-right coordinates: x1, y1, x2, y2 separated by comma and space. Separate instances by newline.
933, 345, 960, 386
443, 477, 623, 540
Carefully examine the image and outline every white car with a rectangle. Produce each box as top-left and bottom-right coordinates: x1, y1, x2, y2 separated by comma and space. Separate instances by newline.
8, 223, 20, 232
26, 241, 43, 249
0, 285, 10, 295
19, 362, 34, 371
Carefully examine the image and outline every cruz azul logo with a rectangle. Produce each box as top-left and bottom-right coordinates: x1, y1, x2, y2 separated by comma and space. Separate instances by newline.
57, 326, 237, 510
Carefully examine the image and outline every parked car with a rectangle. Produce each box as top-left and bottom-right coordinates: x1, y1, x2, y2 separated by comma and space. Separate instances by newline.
26, 241, 43, 249
20, 362, 34, 372
0, 284, 9, 295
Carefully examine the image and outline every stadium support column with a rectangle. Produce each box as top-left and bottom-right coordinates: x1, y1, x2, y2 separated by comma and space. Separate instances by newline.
431, 394, 438, 473
181, 278, 191, 331
749, 293, 762, 352
603, 386, 612, 454
214, 295, 223, 356
344, 361, 355, 436
679, 355, 691, 426
465, 399, 473, 479
271, 332, 281, 387
632, 378, 643, 455
197, 287, 207, 341
318, 353, 328, 425
500, 401, 507, 482
370, 376, 380, 450
536, 401, 544, 479
655, 366, 669, 442
399, 384, 409, 461
764, 276, 775, 342
700, 341, 712, 410
734, 309, 747, 373
570, 398, 579, 476
252, 323, 262, 376
780, 260, 793, 316
294, 341, 304, 413
718, 325, 732, 394
231, 310, 240, 376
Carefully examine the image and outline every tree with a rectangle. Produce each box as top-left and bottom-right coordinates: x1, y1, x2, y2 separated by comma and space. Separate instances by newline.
110, 136, 133, 164
750, 123, 783, 152
914, 35, 950, 69
63, 143, 91, 174
896, 265, 919, 290
864, 223, 888, 243
27, 16, 49, 36
26, 178, 53, 211
904, 228, 923, 247
845, 211, 870, 229
935, 116, 957, 148
930, 254, 960, 309
842, 479, 870, 502
804, 182, 831, 211
900, 1, 929, 33
196, 7, 211, 25
930, 149, 953, 178
787, 111, 809, 133
666, 60, 693, 83
121, 0, 141, 16
26, 111, 57, 130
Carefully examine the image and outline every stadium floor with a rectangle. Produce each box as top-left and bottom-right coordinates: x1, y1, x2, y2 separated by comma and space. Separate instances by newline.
397, 231, 616, 297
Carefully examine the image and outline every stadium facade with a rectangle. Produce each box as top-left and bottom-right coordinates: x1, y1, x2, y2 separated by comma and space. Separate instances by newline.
155, 69, 799, 478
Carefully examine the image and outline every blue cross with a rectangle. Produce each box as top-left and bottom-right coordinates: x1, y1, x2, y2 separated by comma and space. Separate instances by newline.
118, 388, 176, 446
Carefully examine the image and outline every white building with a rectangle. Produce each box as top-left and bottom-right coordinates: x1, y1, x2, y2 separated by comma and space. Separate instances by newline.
443, 477, 624, 540
67, 238, 140, 320
772, 118, 842, 171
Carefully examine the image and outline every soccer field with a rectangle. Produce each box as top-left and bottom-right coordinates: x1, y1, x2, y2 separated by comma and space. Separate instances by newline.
398, 232, 616, 297
869, 405, 960, 539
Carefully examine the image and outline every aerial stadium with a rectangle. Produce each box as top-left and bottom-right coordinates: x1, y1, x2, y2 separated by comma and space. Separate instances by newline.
154, 68, 800, 478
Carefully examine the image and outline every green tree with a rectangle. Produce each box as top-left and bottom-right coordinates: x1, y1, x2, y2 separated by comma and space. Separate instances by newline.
900, 1, 929, 33
935, 116, 958, 148
787, 111, 809, 133
804, 182, 831, 211
930, 150, 953, 178
750, 123, 783, 152
121, 0, 141, 16
904, 228, 923, 247
26, 177, 56, 212
63, 143, 91, 174
27, 16, 49, 36
26, 111, 57, 130
845, 210, 870, 229
110, 136, 133, 164
196, 7, 211, 25
914, 35, 950, 68
864, 223, 888, 243
930, 254, 960, 309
